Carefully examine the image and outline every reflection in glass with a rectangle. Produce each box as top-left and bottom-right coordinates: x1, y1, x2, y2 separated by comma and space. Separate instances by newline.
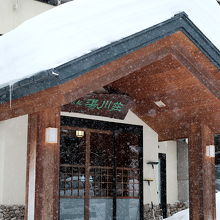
59, 127, 142, 219
116, 199, 140, 220
90, 132, 113, 166
60, 198, 84, 220
90, 199, 113, 220
60, 129, 86, 220
60, 129, 86, 165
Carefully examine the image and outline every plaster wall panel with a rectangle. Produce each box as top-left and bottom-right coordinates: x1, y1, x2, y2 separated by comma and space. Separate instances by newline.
0, 115, 28, 205
0, 0, 53, 33
0, 121, 6, 203
159, 141, 178, 204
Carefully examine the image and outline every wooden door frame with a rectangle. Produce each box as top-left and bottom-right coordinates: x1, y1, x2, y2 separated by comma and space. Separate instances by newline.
60, 126, 113, 220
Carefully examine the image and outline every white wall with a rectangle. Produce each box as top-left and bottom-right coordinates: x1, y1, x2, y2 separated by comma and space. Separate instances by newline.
0, 0, 53, 33
61, 110, 179, 205
0, 115, 28, 205
0, 123, 5, 203
159, 141, 178, 204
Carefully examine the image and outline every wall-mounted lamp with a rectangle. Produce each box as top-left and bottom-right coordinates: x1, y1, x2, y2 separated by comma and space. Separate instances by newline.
206, 145, 215, 158
76, 130, 84, 138
45, 127, 58, 144
147, 161, 159, 169
143, 178, 154, 186
154, 100, 166, 108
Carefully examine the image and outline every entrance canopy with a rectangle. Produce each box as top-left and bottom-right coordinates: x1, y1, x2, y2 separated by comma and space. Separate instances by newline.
1, 1, 220, 219
0, 0, 220, 141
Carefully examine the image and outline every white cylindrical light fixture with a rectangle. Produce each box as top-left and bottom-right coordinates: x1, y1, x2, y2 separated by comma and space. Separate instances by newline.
206, 145, 215, 158
45, 127, 58, 144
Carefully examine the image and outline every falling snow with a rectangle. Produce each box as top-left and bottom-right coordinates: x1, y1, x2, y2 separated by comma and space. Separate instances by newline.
0, 0, 220, 88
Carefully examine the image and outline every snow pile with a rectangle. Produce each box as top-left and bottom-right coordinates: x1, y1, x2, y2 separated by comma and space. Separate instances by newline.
165, 192, 220, 220
165, 209, 189, 220
0, 0, 220, 88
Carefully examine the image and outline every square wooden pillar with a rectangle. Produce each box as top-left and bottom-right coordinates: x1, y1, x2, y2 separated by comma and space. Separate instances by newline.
188, 123, 216, 220
25, 108, 60, 220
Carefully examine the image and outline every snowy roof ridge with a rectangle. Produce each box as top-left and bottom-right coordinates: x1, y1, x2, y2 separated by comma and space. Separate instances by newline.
1, 12, 220, 104
0, 0, 220, 103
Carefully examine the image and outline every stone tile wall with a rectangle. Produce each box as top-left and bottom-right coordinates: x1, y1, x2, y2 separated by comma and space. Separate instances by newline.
144, 204, 163, 220
0, 205, 24, 220
167, 202, 189, 217
144, 202, 189, 220
0, 202, 188, 220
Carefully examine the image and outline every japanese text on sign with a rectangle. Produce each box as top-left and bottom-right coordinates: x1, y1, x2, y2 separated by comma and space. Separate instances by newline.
73, 99, 124, 112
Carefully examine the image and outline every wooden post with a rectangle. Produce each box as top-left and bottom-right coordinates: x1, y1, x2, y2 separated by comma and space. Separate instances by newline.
85, 132, 91, 220
188, 123, 216, 220
25, 108, 60, 220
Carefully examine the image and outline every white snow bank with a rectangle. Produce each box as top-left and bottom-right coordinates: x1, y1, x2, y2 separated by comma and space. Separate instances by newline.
165, 192, 220, 220
0, 0, 220, 88
165, 209, 189, 220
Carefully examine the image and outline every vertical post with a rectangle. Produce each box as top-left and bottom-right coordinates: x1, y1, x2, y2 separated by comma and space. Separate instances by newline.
188, 122, 216, 220
85, 132, 90, 220
25, 108, 60, 220
112, 131, 117, 220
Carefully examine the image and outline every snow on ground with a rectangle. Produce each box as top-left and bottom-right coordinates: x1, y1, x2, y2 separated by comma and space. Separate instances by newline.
165, 209, 189, 220
0, 0, 220, 88
165, 192, 220, 220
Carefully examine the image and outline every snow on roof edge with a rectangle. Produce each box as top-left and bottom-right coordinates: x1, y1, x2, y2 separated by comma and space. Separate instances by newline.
0, 0, 220, 89
1, 11, 220, 105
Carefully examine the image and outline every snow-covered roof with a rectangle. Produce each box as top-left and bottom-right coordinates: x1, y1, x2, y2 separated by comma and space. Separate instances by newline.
0, 0, 220, 90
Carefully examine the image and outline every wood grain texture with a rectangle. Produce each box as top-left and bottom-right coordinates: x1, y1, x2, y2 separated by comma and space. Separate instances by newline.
1, 32, 220, 140
26, 108, 60, 220
188, 123, 216, 220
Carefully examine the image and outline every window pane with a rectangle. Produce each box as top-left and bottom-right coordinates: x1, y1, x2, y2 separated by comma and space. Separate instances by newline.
90, 133, 113, 167
115, 133, 140, 168
60, 129, 86, 165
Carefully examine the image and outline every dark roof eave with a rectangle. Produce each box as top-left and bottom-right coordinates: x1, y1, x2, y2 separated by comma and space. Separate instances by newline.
1, 12, 220, 104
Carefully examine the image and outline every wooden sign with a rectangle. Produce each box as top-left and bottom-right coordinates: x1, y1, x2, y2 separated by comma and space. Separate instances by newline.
62, 93, 133, 119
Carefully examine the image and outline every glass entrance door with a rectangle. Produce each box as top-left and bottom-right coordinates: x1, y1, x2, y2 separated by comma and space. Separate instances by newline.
115, 132, 141, 220
60, 128, 87, 220
59, 124, 142, 220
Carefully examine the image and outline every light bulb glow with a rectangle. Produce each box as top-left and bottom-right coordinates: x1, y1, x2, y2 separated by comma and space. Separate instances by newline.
76, 130, 84, 138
